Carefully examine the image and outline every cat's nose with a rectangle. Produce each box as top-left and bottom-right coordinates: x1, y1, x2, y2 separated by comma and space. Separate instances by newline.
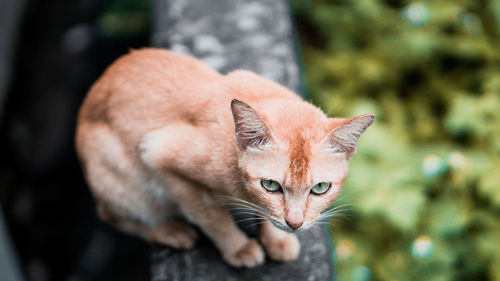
285, 219, 303, 230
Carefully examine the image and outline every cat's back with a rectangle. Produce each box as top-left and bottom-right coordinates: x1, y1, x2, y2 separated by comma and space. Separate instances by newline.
77, 48, 304, 151
78, 48, 222, 135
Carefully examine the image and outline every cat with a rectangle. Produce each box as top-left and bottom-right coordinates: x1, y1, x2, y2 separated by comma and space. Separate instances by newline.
75, 48, 374, 268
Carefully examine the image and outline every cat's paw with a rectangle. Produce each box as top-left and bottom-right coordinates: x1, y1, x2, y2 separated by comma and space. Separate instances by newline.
223, 239, 265, 268
148, 221, 199, 250
260, 232, 300, 262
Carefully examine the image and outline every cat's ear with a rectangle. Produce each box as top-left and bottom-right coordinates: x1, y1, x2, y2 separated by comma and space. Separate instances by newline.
324, 114, 375, 157
231, 99, 274, 151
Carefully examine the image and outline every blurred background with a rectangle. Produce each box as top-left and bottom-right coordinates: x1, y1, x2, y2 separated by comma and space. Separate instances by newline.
1, 0, 151, 281
290, 0, 500, 281
1, 0, 499, 281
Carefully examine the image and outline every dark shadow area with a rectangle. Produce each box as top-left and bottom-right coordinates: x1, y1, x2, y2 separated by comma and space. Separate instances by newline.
0, 0, 151, 280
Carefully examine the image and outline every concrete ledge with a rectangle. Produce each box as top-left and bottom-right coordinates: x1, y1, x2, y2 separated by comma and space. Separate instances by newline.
151, 0, 303, 96
151, 0, 334, 280
152, 228, 333, 281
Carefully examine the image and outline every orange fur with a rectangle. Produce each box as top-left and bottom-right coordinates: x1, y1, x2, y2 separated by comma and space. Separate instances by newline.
75, 48, 374, 267
288, 133, 311, 186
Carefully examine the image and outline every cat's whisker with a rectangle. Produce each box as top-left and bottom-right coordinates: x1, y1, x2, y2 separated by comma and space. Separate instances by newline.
321, 203, 352, 214
246, 221, 271, 228
314, 221, 340, 230
319, 212, 348, 219
317, 207, 352, 228
318, 213, 343, 220
231, 211, 268, 219
318, 211, 350, 220
232, 213, 267, 219
223, 197, 267, 213
316, 219, 339, 226
320, 209, 349, 217
229, 206, 266, 214
323, 209, 351, 216
223, 202, 264, 210
333, 191, 360, 207
324, 200, 351, 207
229, 208, 268, 219
318, 214, 349, 223
325, 204, 351, 212
318, 212, 346, 220
319, 214, 352, 224
222, 203, 268, 216
319, 203, 352, 223
234, 217, 269, 224
266, 216, 283, 227
217, 196, 272, 227
217, 196, 267, 213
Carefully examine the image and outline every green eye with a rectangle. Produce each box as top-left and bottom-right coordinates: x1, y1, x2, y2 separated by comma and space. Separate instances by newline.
311, 182, 331, 195
261, 179, 282, 192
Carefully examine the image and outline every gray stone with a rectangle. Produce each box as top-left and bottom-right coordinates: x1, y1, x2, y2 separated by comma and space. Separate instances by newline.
151, 0, 304, 96
151, 0, 334, 280
152, 228, 334, 281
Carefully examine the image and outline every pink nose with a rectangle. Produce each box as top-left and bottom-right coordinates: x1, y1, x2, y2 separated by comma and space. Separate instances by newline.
285, 219, 303, 230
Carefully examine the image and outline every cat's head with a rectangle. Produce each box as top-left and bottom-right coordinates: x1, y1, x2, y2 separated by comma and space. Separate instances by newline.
231, 99, 374, 232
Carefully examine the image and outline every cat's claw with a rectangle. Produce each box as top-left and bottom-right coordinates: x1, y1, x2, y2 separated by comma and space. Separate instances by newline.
148, 221, 199, 250
223, 239, 265, 268
260, 232, 300, 262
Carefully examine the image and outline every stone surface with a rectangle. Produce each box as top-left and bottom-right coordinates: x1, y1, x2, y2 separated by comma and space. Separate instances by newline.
151, 0, 334, 280
151, 0, 305, 97
152, 228, 333, 281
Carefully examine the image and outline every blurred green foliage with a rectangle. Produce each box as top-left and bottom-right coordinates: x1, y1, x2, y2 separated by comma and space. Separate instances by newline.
98, 0, 150, 37
291, 0, 500, 280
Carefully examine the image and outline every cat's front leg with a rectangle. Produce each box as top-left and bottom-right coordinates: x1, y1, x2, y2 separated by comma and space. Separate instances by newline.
258, 220, 300, 262
140, 125, 264, 267
160, 173, 265, 268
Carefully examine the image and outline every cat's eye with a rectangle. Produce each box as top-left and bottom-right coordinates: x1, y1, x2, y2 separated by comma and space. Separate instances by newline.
311, 182, 331, 195
261, 179, 282, 192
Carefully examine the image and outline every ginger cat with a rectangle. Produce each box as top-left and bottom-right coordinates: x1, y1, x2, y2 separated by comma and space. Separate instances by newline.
76, 48, 374, 267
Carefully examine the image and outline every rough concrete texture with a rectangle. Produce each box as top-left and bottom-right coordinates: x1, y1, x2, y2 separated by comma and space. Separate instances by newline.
152, 0, 304, 97
151, 0, 334, 280
152, 228, 333, 281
